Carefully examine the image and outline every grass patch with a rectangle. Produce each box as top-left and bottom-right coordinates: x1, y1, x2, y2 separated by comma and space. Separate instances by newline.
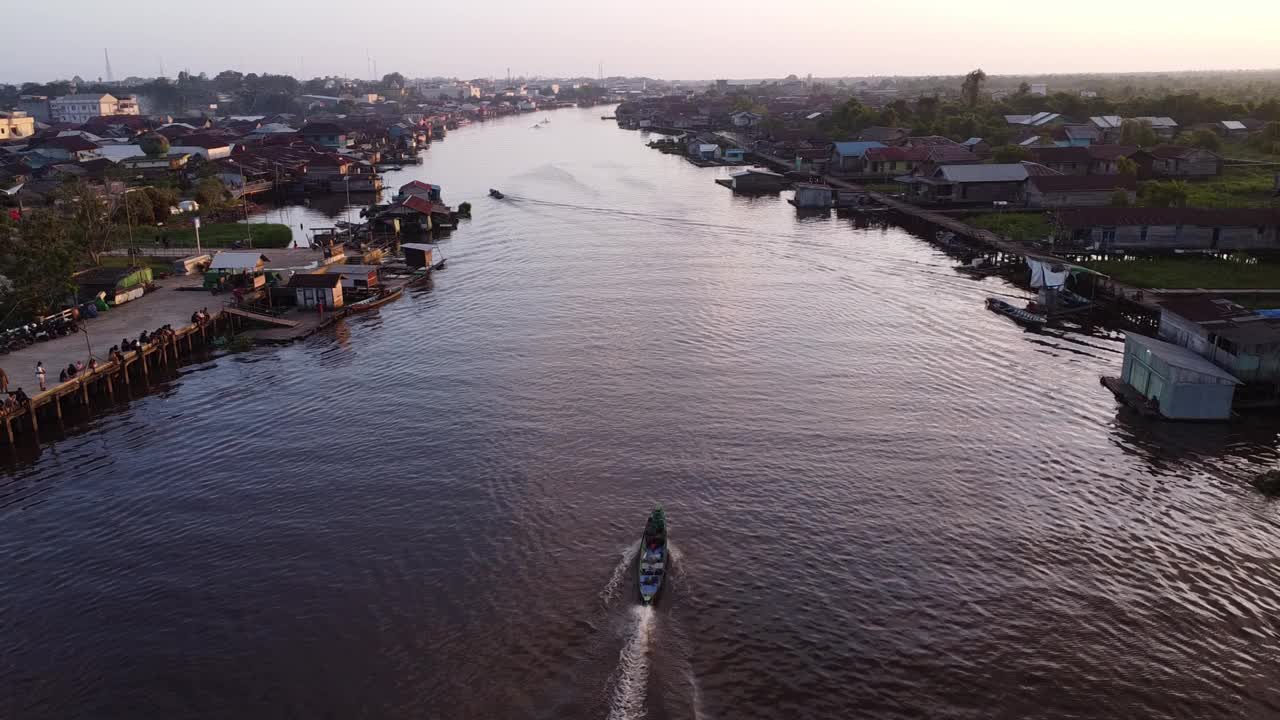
967, 212, 1052, 242
132, 222, 294, 249
1174, 166, 1280, 209
1085, 256, 1280, 290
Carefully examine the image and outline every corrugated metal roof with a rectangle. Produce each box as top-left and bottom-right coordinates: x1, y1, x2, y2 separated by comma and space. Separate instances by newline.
934, 164, 1029, 183
1134, 116, 1178, 128
1126, 333, 1241, 384
209, 251, 267, 270
1221, 120, 1247, 131
832, 141, 886, 157
1090, 115, 1123, 129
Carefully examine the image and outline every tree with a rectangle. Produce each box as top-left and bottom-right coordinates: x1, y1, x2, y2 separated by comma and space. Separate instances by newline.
1189, 128, 1222, 151
1143, 181, 1190, 208
0, 209, 79, 316
1016, 82, 1031, 96
993, 144, 1031, 163
1110, 190, 1132, 207
381, 72, 406, 96
193, 178, 227, 209
961, 69, 987, 108
1116, 156, 1140, 178
1120, 119, 1159, 148
144, 186, 180, 219
139, 133, 170, 157
57, 181, 123, 264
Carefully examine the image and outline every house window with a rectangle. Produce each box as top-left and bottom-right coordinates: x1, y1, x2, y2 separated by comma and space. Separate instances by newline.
1140, 226, 1149, 242
1102, 227, 1117, 243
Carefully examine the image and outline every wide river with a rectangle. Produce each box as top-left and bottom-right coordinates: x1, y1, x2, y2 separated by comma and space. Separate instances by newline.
4, 107, 1280, 720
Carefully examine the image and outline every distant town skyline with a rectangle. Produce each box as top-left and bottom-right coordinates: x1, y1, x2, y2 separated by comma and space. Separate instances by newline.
5, 0, 1280, 84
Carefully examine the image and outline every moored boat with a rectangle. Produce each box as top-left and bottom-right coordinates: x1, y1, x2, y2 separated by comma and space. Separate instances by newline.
986, 297, 1047, 328
637, 507, 669, 605
346, 287, 403, 313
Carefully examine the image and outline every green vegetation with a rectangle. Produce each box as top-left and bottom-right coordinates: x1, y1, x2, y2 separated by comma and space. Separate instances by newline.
133, 222, 293, 249
1085, 256, 1280, 290
967, 213, 1052, 243
992, 144, 1031, 163
1139, 167, 1279, 209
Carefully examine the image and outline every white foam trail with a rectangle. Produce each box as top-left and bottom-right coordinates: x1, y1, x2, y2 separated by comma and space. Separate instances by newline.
599, 543, 638, 605
606, 605, 655, 720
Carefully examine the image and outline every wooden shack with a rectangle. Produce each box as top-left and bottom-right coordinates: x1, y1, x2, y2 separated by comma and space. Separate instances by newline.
287, 272, 344, 309
402, 243, 436, 269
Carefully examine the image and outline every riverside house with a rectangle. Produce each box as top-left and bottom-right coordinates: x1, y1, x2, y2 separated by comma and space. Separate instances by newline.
1052, 208, 1280, 251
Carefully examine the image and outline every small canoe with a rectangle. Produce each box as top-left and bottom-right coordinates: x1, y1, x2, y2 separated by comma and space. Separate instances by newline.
637, 507, 669, 605
347, 288, 403, 313
986, 297, 1047, 329
489, 189, 505, 199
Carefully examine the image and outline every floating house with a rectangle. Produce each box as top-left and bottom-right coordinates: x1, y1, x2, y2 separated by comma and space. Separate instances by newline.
402, 243, 437, 269
721, 169, 786, 193
323, 264, 382, 290
792, 183, 834, 209
1107, 333, 1240, 421
287, 272, 344, 309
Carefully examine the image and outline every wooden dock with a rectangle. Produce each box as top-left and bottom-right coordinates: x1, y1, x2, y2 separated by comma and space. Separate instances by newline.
0, 313, 232, 446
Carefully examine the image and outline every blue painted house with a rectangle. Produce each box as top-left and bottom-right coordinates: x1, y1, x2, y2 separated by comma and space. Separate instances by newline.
830, 141, 887, 173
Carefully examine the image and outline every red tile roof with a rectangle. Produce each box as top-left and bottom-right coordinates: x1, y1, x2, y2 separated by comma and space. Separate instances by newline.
923, 145, 978, 163
401, 195, 434, 215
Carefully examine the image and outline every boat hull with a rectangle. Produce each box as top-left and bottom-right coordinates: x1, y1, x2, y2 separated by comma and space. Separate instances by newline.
637, 507, 669, 605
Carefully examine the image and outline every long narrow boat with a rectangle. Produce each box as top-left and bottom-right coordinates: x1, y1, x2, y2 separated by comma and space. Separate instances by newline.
986, 297, 1047, 329
347, 288, 403, 313
637, 507, 669, 605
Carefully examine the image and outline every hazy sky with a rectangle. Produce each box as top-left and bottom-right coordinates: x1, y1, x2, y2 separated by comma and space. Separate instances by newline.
6, 0, 1279, 84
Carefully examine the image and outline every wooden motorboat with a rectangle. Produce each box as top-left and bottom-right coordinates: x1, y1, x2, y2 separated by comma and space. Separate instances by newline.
986, 297, 1047, 329
346, 288, 403, 313
637, 507, 669, 605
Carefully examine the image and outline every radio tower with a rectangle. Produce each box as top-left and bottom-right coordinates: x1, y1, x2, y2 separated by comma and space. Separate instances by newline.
104, 49, 114, 82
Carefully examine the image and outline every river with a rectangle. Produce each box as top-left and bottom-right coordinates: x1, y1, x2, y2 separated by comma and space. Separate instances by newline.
3, 107, 1280, 720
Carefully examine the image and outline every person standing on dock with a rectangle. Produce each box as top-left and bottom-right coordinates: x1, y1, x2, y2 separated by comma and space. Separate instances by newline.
35, 362, 46, 391
0, 367, 8, 393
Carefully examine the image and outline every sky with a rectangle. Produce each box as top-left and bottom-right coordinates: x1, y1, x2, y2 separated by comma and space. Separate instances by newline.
6, 0, 1280, 84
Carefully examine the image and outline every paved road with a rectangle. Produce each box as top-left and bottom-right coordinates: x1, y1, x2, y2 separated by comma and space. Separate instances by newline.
1, 275, 220, 395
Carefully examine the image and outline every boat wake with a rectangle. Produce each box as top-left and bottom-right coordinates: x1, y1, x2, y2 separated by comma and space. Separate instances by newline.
600, 542, 639, 606
606, 605, 656, 720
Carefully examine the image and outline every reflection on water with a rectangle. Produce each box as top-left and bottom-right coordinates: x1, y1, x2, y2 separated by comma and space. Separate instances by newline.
3, 107, 1280, 720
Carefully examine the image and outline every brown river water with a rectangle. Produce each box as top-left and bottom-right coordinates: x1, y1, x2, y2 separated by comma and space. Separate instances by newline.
3, 107, 1280, 720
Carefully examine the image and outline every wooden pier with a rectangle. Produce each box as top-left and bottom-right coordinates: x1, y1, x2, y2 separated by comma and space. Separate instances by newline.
0, 313, 234, 446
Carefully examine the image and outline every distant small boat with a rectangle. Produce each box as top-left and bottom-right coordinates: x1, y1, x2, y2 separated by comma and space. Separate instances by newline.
637, 507, 669, 605
986, 297, 1047, 329
489, 189, 505, 199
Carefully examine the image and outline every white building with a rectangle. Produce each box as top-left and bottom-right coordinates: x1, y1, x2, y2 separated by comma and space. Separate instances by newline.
50, 93, 139, 124
1030, 83, 1048, 96
0, 111, 36, 141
